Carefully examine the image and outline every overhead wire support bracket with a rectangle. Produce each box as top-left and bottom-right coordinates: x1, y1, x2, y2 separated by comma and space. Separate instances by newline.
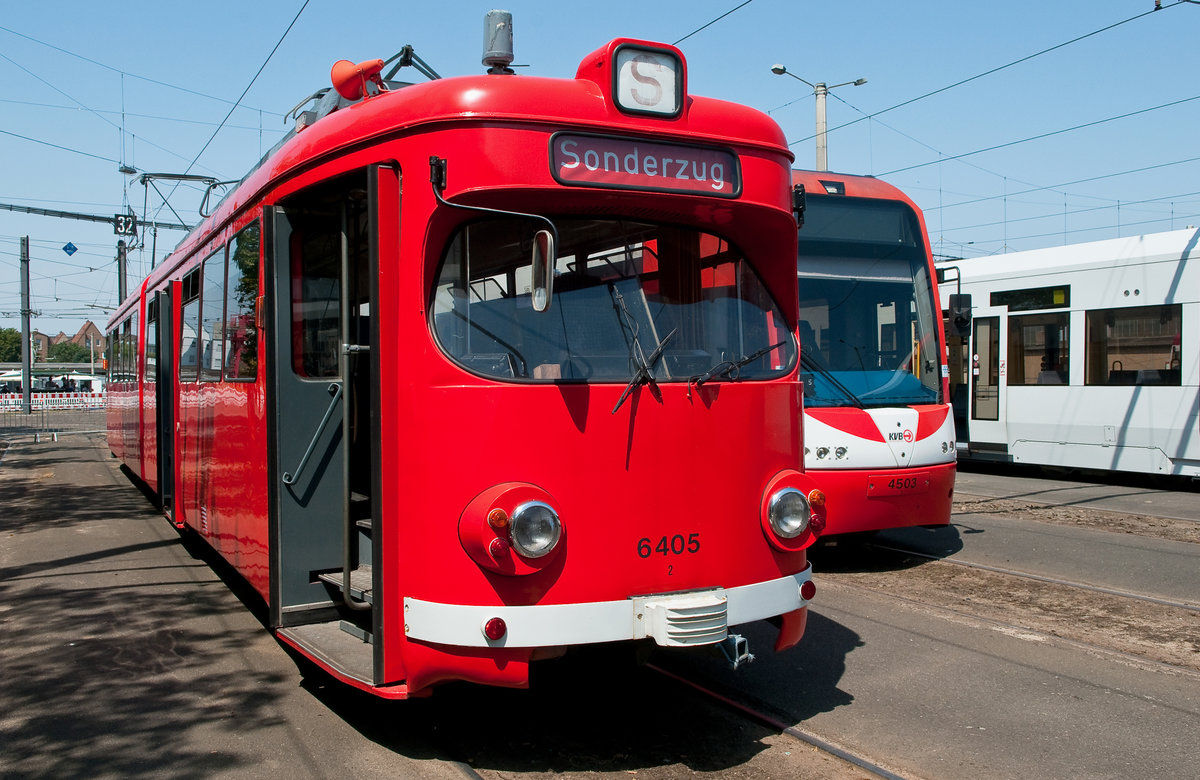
383, 45, 441, 81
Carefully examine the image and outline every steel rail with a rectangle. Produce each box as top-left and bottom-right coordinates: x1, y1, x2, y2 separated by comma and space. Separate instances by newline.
647, 662, 912, 780
870, 542, 1200, 614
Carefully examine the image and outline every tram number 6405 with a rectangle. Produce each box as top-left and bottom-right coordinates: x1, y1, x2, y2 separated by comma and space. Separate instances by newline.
637, 533, 700, 558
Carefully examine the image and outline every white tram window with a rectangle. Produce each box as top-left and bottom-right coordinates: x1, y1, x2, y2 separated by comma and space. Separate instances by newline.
1008, 312, 1069, 385
1085, 304, 1182, 386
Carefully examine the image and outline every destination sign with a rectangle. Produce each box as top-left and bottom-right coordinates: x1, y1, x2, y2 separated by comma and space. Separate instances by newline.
550, 133, 740, 197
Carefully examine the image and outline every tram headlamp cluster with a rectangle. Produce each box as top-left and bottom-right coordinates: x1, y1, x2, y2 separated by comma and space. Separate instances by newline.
768, 488, 810, 539
509, 501, 561, 559
459, 484, 565, 574
761, 472, 825, 551
813, 445, 849, 461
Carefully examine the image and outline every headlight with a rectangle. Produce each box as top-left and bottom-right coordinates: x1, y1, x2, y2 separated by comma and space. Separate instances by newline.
768, 488, 810, 539
510, 501, 562, 559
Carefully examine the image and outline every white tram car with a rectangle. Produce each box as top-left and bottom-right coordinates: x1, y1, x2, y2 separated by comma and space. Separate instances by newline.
939, 227, 1199, 477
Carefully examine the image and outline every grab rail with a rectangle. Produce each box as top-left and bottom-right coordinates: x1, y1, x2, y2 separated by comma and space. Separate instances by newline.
281, 382, 342, 485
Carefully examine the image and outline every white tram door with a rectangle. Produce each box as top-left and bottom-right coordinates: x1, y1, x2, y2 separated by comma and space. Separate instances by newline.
963, 306, 1008, 457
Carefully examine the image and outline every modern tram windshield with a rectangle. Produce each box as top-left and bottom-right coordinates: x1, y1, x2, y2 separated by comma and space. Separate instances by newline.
796, 197, 940, 407
431, 217, 796, 383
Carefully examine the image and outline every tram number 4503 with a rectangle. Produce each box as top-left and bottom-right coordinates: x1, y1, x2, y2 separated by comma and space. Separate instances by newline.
637, 533, 700, 558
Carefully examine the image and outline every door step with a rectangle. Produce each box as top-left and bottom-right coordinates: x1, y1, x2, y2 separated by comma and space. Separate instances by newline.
318, 565, 374, 604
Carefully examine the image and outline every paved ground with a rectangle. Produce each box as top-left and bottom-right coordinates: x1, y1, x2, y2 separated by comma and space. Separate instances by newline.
0, 434, 861, 780
0, 434, 473, 780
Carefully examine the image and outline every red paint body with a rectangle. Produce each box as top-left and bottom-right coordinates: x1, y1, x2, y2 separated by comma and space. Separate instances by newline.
107, 38, 820, 697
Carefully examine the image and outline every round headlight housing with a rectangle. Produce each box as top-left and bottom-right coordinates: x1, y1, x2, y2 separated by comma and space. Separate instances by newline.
768, 488, 810, 539
509, 501, 562, 559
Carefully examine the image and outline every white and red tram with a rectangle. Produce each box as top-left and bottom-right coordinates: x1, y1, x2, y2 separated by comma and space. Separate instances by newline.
106, 22, 826, 698
792, 171, 955, 536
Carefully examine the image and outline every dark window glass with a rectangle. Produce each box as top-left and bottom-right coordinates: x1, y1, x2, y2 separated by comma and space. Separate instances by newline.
991, 285, 1070, 312
1008, 312, 1069, 385
200, 250, 226, 382
797, 196, 940, 407
431, 218, 795, 383
145, 299, 157, 385
291, 224, 341, 379
225, 222, 261, 381
179, 270, 202, 381
1085, 304, 1181, 386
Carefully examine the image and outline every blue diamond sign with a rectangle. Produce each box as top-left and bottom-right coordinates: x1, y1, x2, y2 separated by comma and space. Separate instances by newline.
63, 242, 77, 256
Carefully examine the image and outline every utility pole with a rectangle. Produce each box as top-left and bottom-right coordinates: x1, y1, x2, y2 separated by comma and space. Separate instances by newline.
770, 65, 867, 172
20, 236, 32, 415
117, 239, 127, 303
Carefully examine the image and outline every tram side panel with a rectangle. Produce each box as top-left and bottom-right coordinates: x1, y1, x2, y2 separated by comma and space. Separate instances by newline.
942, 227, 1200, 477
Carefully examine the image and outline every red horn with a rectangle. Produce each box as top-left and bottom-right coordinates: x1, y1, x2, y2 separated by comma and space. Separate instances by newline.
331, 58, 385, 101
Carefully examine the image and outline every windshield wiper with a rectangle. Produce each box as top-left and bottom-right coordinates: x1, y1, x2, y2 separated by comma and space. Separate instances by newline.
800, 350, 865, 408
609, 284, 677, 414
611, 327, 678, 413
693, 340, 788, 388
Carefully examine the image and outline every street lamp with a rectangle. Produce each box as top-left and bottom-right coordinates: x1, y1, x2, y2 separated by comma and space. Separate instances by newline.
771, 64, 866, 172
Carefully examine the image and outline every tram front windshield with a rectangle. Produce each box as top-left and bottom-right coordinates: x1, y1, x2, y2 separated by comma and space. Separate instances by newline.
796, 197, 940, 407
431, 218, 795, 384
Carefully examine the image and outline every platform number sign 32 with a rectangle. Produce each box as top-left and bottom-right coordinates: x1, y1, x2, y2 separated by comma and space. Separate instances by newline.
113, 213, 138, 237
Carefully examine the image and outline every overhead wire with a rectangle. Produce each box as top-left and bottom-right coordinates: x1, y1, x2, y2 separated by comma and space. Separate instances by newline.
789, 1, 1186, 145
879, 94, 1200, 177
673, 0, 755, 45
179, 0, 310, 178
0, 23, 277, 115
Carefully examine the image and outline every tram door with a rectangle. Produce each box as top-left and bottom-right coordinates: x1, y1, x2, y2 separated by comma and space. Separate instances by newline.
264, 166, 387, 660
965, 308, 1008, 454
154, 288, 176, 515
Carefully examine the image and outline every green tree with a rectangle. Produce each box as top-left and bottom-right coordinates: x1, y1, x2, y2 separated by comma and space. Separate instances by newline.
46, 341, 89, 362
0, 327, 21, 362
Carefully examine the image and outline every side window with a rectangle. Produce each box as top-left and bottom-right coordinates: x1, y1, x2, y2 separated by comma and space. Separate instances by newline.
145, 298, 158, 385
107, 330, 118, 383
225, 222, 261, 381
1085, 304, 1181, 386
200, 249, 226, 382
1008, 312, 1069, 385
179, 269, 202, 381
121, 318, 133, 384
291, 223, 341, 378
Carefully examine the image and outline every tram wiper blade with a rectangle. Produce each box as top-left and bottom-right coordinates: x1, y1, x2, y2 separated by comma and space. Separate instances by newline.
693, 340, 787, 388
611, 327, 678, 414
800, 350, 864, 408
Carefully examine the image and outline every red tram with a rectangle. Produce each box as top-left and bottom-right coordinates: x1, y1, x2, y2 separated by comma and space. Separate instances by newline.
106, 21, 824, 698
793, 171, 955, 536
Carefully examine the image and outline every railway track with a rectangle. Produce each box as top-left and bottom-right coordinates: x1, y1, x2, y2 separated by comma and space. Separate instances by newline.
646, 662, 913, 780
809, 532, 1200, 677
870, 541, 1200, 614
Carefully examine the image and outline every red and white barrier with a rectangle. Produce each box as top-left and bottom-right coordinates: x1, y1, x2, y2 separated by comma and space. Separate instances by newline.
0, 392, 106, 412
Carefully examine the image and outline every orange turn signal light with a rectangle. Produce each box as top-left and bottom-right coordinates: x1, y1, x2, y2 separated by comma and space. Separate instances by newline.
487, 508, 509, 529
807, 489, 826, 508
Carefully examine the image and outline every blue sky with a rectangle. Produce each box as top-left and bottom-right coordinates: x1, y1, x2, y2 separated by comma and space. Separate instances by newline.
2, 0, 1198, 334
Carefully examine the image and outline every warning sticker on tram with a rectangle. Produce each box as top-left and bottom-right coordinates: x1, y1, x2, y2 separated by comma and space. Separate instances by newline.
867, 473, 930, 497
550, 133, 740, 197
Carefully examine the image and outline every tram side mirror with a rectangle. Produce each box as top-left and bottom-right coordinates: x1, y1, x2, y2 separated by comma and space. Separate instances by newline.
948, 293, 972, 338
531, 229, 556, 312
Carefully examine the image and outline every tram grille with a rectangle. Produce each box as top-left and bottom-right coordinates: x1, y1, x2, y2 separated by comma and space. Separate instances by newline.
636, 591, 729, 647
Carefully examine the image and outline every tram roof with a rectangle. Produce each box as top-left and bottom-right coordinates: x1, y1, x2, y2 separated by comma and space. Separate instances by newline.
183, 46, 782, 255
937, 226, 1200, 281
